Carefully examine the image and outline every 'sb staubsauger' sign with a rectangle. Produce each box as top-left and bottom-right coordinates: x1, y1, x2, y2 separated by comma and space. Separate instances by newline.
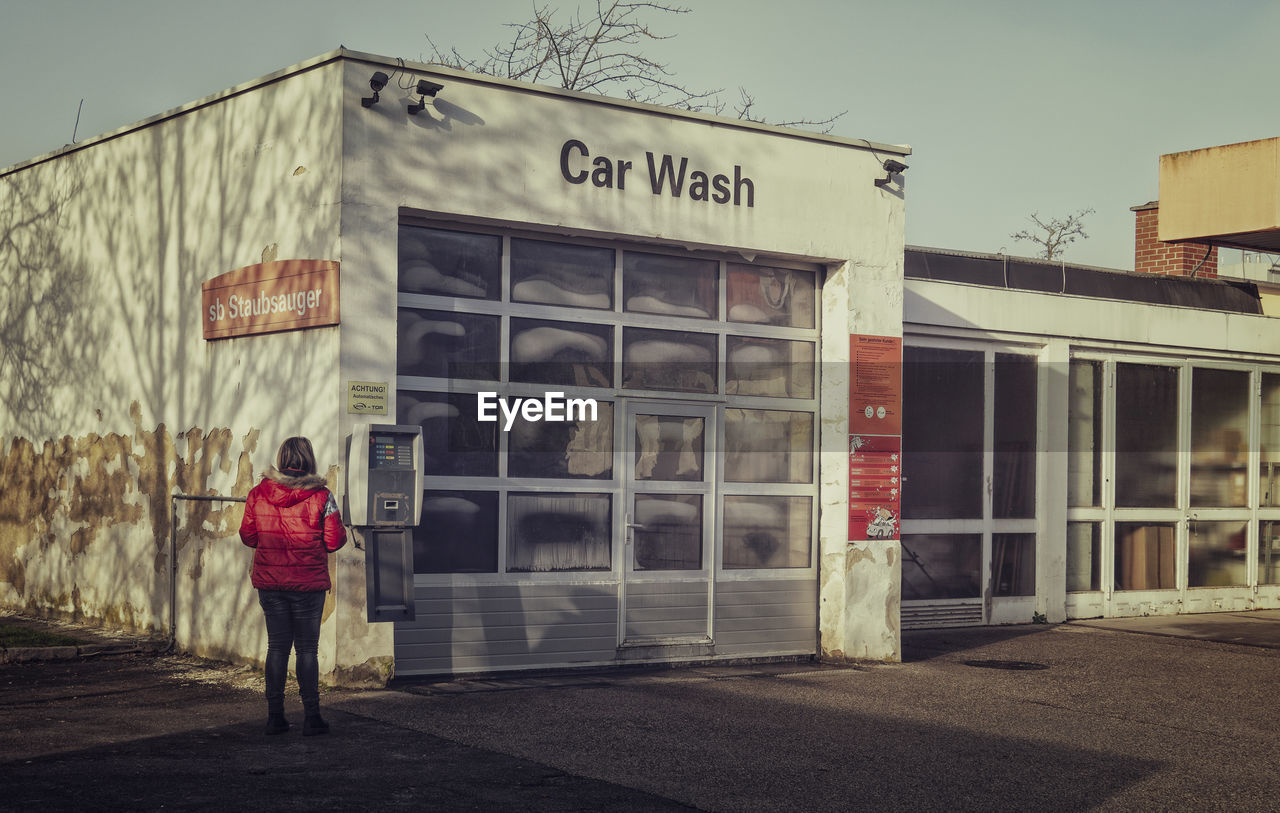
202, 260, 340, 340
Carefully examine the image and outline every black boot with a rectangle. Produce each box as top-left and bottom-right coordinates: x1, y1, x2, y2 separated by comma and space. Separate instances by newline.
302, 714, 329, 736
264, 713, 289, 735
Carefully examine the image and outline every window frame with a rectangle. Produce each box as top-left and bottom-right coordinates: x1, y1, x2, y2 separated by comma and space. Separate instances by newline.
396, 215, 821, 586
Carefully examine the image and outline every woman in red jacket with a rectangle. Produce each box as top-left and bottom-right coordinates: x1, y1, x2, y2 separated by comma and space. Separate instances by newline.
240, 436, 346, 736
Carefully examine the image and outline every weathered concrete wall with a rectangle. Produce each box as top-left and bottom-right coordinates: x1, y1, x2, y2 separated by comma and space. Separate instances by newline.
0, 59, 349, 676
820, 220, 906, 662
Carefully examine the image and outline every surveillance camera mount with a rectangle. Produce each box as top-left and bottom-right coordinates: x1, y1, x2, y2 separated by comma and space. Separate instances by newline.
408, 79, 443, 115
362, 71, 391, 108
875, 158, 909, 188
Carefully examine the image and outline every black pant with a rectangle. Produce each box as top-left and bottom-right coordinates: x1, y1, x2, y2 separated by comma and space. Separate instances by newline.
257, 589, 325, 715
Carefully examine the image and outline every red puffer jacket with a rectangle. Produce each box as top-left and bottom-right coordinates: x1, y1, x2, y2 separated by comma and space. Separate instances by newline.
240, 470, 347, 591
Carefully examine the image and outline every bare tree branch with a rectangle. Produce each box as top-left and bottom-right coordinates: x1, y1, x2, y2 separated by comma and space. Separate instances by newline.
1010, 208, 1095, 260
425, 1, 844, 132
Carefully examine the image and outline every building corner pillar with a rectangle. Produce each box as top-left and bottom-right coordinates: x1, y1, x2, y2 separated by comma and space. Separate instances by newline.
327, 529, 396, 687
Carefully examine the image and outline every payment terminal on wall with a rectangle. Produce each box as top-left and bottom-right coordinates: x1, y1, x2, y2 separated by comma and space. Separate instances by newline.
346, 424, 423, 622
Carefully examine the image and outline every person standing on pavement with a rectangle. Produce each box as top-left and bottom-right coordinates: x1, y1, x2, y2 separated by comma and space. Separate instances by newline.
239, 436, 347, 736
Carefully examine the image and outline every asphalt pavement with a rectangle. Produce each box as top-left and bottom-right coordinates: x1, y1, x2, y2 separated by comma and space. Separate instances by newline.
5, 613, 1280, 811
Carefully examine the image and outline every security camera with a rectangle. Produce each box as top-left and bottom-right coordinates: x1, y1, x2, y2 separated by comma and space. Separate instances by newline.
409, 79, 445, 115
415, 80, 443, 97
362, 71, 390, 108
875, 158, 909, 187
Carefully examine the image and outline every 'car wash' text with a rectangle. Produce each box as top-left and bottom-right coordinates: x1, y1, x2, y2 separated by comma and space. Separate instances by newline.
559, 139, 754, 207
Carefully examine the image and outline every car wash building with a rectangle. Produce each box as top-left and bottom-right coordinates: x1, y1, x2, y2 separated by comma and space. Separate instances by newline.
0, 49, 908, 681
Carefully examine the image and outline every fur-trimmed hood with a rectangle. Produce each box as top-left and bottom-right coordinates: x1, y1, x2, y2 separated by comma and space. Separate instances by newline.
258, 468, 330, 507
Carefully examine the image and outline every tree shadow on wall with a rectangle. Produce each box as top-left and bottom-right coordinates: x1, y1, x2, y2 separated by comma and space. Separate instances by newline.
0, 167, 103, 436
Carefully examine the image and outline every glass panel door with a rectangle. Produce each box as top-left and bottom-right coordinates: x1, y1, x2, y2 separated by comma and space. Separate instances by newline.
1182, 366, 1252, 613
902, 344, 1040, 627
1104, 362, 1184, 618
1258, 372, 1280, 608
620, 401, 716, 645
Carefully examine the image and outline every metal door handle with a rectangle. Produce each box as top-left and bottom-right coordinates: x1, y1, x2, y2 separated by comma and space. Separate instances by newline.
625, 514, 644, 546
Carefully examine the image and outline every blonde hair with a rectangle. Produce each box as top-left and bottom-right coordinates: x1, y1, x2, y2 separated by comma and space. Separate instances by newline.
276, 436, 317, 476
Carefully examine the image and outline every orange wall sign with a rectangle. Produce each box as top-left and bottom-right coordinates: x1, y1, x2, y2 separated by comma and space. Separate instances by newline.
201, 260, 340, 340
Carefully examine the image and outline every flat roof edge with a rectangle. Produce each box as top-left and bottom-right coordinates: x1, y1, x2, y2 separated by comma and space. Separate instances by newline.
906, 244, 1128, 276
3, 47, 908, 177
2, 49, 348, 178
345, 48, 911, 155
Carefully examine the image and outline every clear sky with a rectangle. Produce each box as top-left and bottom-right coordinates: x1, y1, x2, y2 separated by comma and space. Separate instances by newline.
2, 0, 1278, 269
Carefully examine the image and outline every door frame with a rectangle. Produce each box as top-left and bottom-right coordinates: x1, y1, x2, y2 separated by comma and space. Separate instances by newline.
900, 337, 1044, 625
618, 398, 719, 646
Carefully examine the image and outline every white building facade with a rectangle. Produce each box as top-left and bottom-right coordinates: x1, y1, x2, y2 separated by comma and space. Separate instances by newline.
0, 50, 909, 681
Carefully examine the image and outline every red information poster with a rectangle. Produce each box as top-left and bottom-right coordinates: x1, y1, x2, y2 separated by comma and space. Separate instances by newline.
848, 434, 901, 540
849, 334, 902, 540
849, 334, 902, 435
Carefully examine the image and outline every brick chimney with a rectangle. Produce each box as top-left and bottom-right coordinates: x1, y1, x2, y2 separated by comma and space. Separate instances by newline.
1132, 201, 1218, 278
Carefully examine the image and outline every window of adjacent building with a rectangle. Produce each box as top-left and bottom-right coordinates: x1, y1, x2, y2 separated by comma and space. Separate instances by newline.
901, 534, 982, 600
1261, 520, 1280, 585
992, 533, 1035, 596
1188, 520, 1248, 588
1066, 522, 1101, 592
993, 354, 1037, 519
1114, 522, 1175, 591
1114, 364, 1178, 508
902, 347, 984, 519
1067, 360, 1104, 508
1260, 374, 1280, 507
1190, 368, 1249, 508
1067, 356, 1280, 600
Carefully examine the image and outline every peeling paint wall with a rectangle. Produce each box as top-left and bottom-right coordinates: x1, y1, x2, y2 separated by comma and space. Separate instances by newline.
818, 222, 906, 664
0, 59, 357, 677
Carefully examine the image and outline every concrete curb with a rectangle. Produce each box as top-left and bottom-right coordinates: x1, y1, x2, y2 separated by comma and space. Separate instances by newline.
0, 642, 157, 664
